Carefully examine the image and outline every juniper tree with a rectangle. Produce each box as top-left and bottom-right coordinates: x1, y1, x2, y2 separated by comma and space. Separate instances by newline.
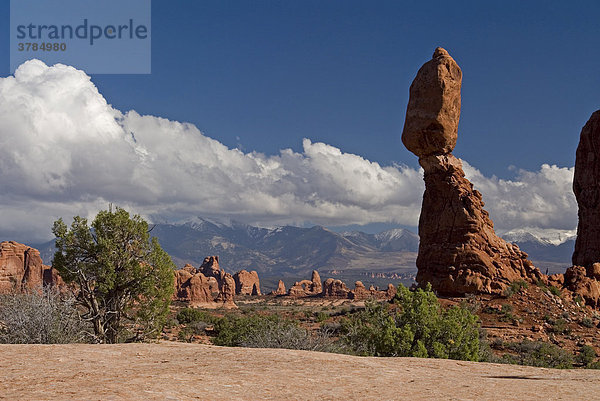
52, 206, 174, 343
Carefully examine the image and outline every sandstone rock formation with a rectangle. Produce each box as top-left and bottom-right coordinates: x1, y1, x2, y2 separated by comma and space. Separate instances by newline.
271, 280, 287, 296
402, 48, 542, 296
563, 265, 600, 307
572, 111, 600, 268
233, 270, 261, 295
288, 270, 323, 297
0, 241, 61, 293
173, 258, 236, 308
321, 278, 350, 298
348, 281, 396, 300
311, 270, 322, 294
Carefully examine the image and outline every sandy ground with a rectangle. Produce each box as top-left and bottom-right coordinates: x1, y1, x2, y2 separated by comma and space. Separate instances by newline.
1, 342, 599, 400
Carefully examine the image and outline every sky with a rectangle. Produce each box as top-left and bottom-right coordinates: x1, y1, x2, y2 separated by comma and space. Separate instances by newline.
0, 0, 598, 242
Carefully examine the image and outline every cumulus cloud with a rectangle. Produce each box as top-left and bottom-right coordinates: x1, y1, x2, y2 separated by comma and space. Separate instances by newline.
462, 162, 577, 232
0, 60, 577, 242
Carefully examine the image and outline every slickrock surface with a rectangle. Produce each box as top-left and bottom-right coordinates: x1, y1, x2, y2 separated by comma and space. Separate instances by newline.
0, 343, 597, 401
402, 48, 541, 295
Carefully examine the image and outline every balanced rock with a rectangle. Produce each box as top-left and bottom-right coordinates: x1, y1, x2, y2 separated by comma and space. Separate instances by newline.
233, 270, 261, 295
402, 48, 542, 296
0, 241, 60, 293
401, 47, 462, 157
572, 111, 600, 268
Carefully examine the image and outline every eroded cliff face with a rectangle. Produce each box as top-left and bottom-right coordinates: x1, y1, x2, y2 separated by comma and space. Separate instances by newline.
573, 111, 600, 268
0, 241, 61, 293
402, 48, 541, 296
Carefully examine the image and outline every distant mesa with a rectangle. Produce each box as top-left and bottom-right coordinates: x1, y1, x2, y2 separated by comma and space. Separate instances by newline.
402, 47, 542, 295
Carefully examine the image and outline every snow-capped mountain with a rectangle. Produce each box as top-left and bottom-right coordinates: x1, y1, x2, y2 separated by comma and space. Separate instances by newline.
501, 228, 575, 266
501, 228, 576, 247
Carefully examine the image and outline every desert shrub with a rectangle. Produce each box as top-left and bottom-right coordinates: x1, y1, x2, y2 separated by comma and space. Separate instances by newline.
501, 340, 573, 369
315, 311, 329, 323
0, 287, 90, 344
577, 345, 597, 367
212, 314, 340, 352
546, 317, 569, 334
176, 308, 217, 325
340, 284, 480, 361
503, 280, 529, 298
580, 317, 595, 328
548, 286, 561, 297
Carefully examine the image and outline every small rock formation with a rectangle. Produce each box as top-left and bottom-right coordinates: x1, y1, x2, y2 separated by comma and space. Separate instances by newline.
573, 111, 600, 268
173, 257, 236, 308
348, 281, 395, 300
563, 265, 600, 307
271, 280, 287, 296
386, 283, 398, 299
233, 270, 261, 295
321, 278, 350, 298
349, 281, 370, 300
216, 273, 236, 305
402, 48, 542, 295
0, 241, 61, 293
199, 256, 222, 279
311, 270, 322, 294
288, 270, 323, 297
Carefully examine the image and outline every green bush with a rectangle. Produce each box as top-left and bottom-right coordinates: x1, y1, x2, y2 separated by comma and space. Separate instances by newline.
501, 340, 573, 369
340, 284, 481, 361
580, 317, 594, 328
548, 286, 561, 297
212, 313, 339, 352
176, 308, 217, 325
577, 345, 597, 367
503, 280, 529, 298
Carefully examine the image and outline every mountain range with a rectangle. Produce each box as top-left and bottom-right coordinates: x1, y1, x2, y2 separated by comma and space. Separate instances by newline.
30, 219, 574, 281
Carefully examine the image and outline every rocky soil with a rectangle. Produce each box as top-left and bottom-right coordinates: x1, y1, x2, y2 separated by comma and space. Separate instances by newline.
1, 342, 598, 401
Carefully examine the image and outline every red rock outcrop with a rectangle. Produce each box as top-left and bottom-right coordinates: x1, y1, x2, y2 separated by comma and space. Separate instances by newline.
321, 278, 350, 298
402, 48, 542, 296
348, 281, 396, 300
572, 111, 600, 268
233, 270, 261, 295
271, 280, 286, 296
311, 270, 322, 294
173, 258, 236, 308
0, 241, 61, 293
288, 270, 323, 297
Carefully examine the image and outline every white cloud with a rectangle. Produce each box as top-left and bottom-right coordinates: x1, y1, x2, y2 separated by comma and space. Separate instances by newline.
462, 161, 576, 233
0, 60, 578, 242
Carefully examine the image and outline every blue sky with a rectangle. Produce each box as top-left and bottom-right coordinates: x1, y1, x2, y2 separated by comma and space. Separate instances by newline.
0, 1, 596, 240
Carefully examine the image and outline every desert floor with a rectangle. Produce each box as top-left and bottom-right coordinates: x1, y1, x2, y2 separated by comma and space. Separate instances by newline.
1, 342, 598, 400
